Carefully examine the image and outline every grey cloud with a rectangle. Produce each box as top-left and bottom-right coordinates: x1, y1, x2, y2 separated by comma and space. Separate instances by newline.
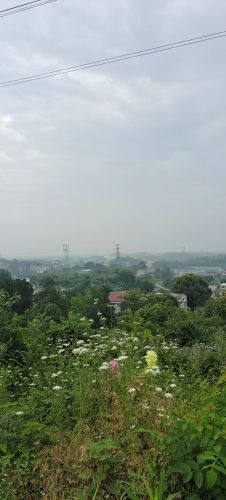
0, 0, 226, 256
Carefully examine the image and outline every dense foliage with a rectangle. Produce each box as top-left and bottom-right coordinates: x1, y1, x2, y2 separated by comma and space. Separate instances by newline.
0, 274, 33, 314
172, 274, 212, 311
0, 272, 225, 499
31, 266, 155, 294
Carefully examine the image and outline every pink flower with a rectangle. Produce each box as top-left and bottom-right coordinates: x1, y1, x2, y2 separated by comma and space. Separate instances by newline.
108, 359, 118, 373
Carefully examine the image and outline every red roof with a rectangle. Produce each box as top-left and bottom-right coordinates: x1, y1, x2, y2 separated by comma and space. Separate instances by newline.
108, 291, 127, 304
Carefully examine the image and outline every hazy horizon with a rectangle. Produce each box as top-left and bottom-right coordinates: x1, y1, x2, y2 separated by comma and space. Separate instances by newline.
1, 249, 226, 261
1, 0, 226, 256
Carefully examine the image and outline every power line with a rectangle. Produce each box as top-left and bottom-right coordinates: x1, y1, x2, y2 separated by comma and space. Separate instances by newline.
1, 29, 226, 88
0, 0, 57, 17
0, 0, 52, 12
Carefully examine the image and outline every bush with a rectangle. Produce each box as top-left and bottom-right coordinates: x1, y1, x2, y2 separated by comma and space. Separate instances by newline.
164, 374, 226, 499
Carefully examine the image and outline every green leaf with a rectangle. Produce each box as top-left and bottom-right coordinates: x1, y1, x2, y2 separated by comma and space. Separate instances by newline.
107, 480, 121, 495
187, 459, 199, 471
98, 453, 112, 462
194, 470, 203, 489
123, 489, 140, 500
0, 443, 7, 454
166, 495, 181, 500
183, 470, 193, 483
206, 470, 218, 488
171, 463, 191, 475
75, 490, 88, 500
202, 464, 212, 470
186, 496, 202, 500
197, 452, 216, 463
86, 486, 95, 496
135, 427, 156, 437
214, 444, 222, 454
102, 463, 110, 472
0, 454, 13, 466
96, 466, 107, 482
78, 468, 92, 480
213, 463, 226, 474
219, 455, 226, 467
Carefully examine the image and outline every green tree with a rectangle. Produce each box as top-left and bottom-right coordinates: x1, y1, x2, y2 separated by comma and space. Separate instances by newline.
138, 293, 177, 327
34, 285, 69, 319
0, 269, 11, 280
42, 274, 56, 287
137, 260, 147, 270
0, 278, 33, 313
154, 266, 173, 284
0, 291, 27, 364
70, 287, 115, 328
165, 309, 207, 346
135, 276, 154, 292
204, 295, 226, 322
121, 290, 144, 314
172, 274, 211, 311
116, 269, 136, 289
141, 303, 171, 326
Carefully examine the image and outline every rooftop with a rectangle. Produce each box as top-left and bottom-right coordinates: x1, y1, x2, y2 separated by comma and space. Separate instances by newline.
108, 291, 127, 304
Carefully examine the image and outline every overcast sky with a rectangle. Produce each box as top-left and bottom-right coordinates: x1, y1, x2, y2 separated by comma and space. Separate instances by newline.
0, 0, 226, 258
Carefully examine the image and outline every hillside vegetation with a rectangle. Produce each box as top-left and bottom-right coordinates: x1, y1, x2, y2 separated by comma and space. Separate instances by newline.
0, 273, 225, 499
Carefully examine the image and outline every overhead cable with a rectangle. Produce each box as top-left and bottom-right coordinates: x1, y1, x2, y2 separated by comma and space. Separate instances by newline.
1, 29, 226, 88
0, 0, 57, 17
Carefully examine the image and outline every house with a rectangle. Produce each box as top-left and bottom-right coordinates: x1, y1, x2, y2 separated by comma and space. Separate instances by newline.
209, 285, 221, 298
220, 283, 226, 295
209, 283, 226, 297
108, 291, 127, 314
136, 268, 152, 277
171, 293, 187, 311
33, 285, 44, 295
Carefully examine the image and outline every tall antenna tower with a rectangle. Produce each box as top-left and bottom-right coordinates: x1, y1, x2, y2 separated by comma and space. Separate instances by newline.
116, 243, 120, 262
63, 243, 70, 262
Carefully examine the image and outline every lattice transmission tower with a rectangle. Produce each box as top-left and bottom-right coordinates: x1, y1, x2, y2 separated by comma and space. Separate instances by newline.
63, 243, 70, 262
115, 243, 120, 262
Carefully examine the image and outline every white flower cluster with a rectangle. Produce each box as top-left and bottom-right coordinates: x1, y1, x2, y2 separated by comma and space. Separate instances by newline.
51, 371, 63, 378
76, 339, 85, 346
146, 366, 161, 376
116, 355, 128, 361
165, 393, 173, 399
72, 347, 89, 355
98, 362, 109, 371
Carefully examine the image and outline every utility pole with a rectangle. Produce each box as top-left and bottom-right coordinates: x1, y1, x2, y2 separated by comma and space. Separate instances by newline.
63, 243, 70, 263
115, 243, 120, 263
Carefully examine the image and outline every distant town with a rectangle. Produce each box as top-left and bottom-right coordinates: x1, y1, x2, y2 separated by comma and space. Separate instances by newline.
1, 249, 226, 279
2, 249, 226, 307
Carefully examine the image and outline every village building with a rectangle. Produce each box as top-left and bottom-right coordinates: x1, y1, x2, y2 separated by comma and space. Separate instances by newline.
108, 291, 127, 313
